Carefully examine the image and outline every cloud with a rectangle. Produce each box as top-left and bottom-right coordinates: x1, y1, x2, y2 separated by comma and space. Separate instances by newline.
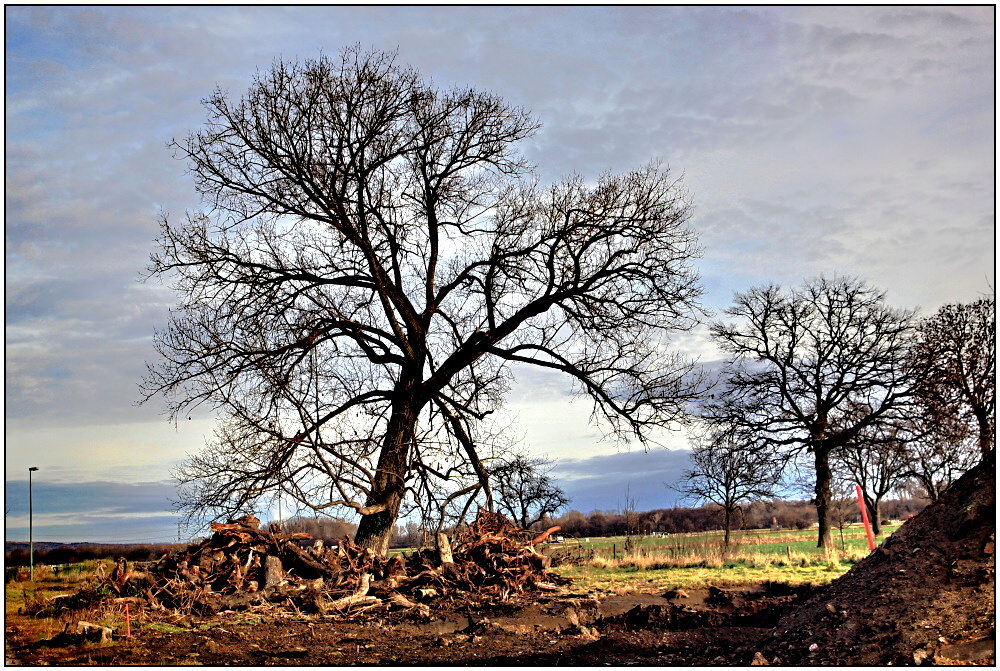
551, 448, 694, 513
5, 479, 185, 543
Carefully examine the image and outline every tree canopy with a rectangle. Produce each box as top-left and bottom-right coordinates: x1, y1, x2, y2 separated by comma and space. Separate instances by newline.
142, 47, 705, 554
704, 276, 918, 548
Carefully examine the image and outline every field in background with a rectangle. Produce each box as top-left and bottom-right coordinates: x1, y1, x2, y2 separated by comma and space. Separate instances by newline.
547, 523, 900, 593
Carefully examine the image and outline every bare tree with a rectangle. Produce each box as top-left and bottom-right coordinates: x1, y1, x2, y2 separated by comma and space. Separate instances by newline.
141, 47, 704, 555
489, 454, 569, 529
831, 404, 911, 535
620, 485, 642, 553
704, 276, 917, 549
901, 418, 980, 503
911, 296, 995, 459
826, 479, 860, 552
675, 426, 783, 547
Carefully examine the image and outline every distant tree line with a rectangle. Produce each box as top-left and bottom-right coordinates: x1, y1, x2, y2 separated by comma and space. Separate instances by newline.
5, 542, 188, 568
546, 496, 928, 539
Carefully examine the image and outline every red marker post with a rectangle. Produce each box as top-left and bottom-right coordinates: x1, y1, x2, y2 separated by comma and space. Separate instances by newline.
855, 485, 876, 552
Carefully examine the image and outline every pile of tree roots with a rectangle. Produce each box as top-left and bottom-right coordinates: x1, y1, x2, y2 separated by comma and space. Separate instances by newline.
117, 510, 569, 617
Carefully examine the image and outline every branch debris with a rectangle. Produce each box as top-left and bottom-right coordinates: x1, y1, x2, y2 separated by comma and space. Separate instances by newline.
117, 510, 569, 617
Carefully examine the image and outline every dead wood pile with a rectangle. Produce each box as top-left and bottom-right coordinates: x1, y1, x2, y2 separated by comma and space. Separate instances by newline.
120, 510, 569, 617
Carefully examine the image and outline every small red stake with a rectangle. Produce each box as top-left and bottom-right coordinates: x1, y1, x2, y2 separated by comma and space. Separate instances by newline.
125, 602, 132, 638
855, 484, 876, 551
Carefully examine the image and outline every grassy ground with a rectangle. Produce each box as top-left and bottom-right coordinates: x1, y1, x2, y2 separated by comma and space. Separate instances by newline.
547, 523, 898, 594
5, 560, 128, 645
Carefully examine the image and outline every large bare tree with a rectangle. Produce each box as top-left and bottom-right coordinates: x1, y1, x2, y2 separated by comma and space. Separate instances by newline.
675, 425, 783, 547
911, 296, 995, 459
141, 47, 704, 555
704, 276, 917, 549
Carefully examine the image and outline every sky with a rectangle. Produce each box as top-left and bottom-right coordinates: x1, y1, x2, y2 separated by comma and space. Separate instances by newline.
5, 6, 994, 543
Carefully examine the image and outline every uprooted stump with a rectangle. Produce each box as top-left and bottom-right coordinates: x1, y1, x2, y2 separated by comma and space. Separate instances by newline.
126, 510, 569, 617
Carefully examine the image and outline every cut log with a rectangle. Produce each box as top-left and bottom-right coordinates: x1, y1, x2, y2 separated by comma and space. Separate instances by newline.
264, 555, 285, 590
438, 533, 454, 565
329, 573, 377, 611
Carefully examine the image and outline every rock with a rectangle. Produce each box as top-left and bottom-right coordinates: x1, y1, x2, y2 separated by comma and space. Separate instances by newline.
750, 651, 769, 665
934, 637, 995, 663
195, 637, 221, 654
76, 621, 113, 643
912, 647, 930, 664
825, 603, 836, 613
562, 606, 580, 627
662, 588, 689, 599
565, 624, 600, 642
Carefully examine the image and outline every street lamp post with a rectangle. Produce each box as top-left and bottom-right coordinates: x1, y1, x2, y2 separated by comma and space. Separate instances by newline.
29, 466, 38, 581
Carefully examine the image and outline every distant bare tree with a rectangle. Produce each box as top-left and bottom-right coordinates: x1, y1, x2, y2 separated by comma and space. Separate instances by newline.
902, 418, 980, 503
911, 296, 995, 459
704, 276, 918, 549
676, 426, 783, 547
142, 47, 704, 555
620, 485, 641, 552
831, 403, 911, 535
489, 454, 569, 529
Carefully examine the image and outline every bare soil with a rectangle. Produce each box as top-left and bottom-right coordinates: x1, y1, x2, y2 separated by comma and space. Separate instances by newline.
5, 585, 815, 665
6, 453, 993, 666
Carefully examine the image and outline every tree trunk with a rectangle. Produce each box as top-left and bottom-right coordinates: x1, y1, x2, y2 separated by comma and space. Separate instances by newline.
723, 506, 733, 548
866, 495, 882, 535
354, 397, 420, 556
974, 406, 994, 459
814, 447, 834, 549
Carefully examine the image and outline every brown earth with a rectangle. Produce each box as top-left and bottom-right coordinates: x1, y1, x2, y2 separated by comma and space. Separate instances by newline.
756, 448, 995, 666
3, 585, 820, 666
5, 452, 994, 666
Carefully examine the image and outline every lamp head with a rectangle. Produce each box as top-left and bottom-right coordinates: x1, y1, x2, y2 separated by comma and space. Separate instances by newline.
29, 467, 39, 472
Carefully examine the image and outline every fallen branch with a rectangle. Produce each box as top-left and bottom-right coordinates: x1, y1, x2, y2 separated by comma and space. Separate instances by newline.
329, 573, 375, 611
526, 526, 561, 547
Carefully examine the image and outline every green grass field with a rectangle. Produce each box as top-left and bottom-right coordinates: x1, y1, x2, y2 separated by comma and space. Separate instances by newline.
546, 523, 899, 594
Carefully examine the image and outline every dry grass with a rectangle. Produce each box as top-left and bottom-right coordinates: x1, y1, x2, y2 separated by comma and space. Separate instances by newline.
5, 559, 132, 645
550, 529, 880, 594
584, 542, 868, 572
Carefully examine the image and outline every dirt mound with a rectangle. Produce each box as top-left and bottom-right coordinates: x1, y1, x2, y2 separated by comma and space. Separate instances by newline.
756, 450, 995, 665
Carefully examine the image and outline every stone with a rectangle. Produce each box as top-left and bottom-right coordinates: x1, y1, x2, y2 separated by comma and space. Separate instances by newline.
934, 637, 995, 663
76, 621, 113, 643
